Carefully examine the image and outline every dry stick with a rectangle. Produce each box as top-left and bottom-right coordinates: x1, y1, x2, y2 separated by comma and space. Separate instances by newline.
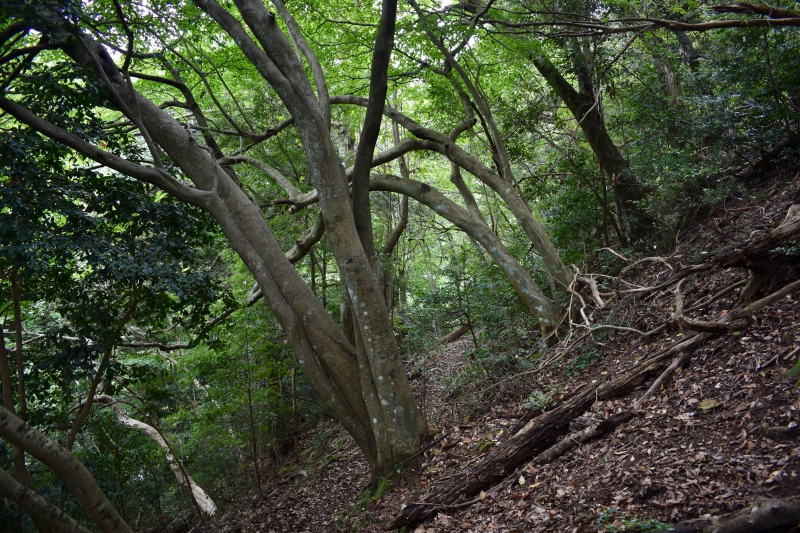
390, 330, 713, 529
401, 434, 448, 464
674, 279, 751, 333
615, 256, 674, 290
633, 351, 689, 410
684, 279, 747, 313
757, 346, 795, 371
597, 247, 631, 262
532, 410, 634, 465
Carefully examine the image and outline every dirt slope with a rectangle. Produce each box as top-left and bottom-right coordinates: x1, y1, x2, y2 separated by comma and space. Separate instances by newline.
209, 164, 800, 533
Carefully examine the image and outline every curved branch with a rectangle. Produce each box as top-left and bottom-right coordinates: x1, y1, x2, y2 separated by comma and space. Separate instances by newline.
0, 405, 130, 533
94, 395, 216, 518
219, 154, 302, 198
270, 0, 330, 129
370, 174, 560, 330
0, 96, 213, 207
0, 467, 93, 533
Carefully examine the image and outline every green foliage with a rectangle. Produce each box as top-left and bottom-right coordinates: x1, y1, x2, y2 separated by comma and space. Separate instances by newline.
523, 384, 567, 413
597, 507, 672, 532
564, 348, 605, 378
1, 0, 799, 529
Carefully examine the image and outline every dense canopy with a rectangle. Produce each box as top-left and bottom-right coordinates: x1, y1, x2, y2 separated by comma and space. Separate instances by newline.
0, 0, 798, 531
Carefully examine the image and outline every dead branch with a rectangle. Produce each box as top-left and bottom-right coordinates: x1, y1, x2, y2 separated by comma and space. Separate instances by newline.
674, 280, 751, 333
577, 275, 605, 308
713, 204, 800, 271
597, 247, 631, 262
389, 276, 800, 529
684, 279, 747, 313
425, 324, 471, 354
533, 410, 634, 465
761, 424, 800, 441
388, 330, 712, 529
614, 256, 674, 292
602, 263, 713, 298
669, 495, 800, 533
633, 351, 689, 410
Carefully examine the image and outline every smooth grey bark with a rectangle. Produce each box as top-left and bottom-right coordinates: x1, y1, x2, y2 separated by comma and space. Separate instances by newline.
330, 95, 573, 291
93, 395, 216, 517
371, 175, 561, 332
0, 405, 131, 533
0, 467, 94, 533
11, 0, 424, 478
195, 0, 426, 462
350, 0, 397, 266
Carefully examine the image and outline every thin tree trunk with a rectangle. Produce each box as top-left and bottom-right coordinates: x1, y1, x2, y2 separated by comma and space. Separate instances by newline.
530, 47, 657, 242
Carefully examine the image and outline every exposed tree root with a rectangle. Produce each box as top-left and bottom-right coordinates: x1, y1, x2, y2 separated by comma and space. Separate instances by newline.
669, 496, 800, 533
388, 269, 800, 529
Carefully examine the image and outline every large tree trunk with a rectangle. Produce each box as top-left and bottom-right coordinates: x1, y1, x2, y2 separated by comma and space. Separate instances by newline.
0, 404, 131, 533
13, 0, 425, 479
0, 467, 94, 533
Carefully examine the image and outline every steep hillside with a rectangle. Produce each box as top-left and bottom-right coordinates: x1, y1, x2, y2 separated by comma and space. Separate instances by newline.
207, 162, 800, 533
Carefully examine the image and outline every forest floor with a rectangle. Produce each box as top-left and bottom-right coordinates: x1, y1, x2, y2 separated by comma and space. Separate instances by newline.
212, 162, 800, 533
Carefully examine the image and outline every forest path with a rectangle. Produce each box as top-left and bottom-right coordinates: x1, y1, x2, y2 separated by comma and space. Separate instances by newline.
209, 164, 800, 533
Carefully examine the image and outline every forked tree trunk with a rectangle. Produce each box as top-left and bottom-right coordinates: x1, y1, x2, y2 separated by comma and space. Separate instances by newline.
10, 0, 426, 480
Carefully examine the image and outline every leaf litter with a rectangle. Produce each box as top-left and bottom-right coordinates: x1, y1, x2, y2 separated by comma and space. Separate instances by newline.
200, 166, 800, 532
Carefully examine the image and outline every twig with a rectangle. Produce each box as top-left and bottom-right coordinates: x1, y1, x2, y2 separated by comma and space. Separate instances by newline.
597, 247, 631, 262
684, 279, 747, 313
402, 434, 447, 464
757, 346, 792, 371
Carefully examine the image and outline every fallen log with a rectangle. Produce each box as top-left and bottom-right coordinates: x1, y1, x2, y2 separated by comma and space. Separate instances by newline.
387, 332, 712, 529
669, 495, 800, 533
532, 410, 634, 465
389, 277, 800, 529
424, 324, 471, 354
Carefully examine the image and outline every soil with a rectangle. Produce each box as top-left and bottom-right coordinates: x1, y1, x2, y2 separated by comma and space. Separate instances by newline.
209, 163, 800, 533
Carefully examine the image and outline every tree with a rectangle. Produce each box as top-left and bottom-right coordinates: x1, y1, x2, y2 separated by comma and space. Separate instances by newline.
1, 0, 426, 489
2, 1, 798, 529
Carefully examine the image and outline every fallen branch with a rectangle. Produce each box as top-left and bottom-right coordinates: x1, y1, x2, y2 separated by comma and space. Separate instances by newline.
387, 331, 712, 529
669, 495, 800, 533
674, 280, 751, 333
684, 279, 747, 313
633, 351, 689, 410
425, 324, 471, 354
761, 424, 800, 441
532, 410, 634, 465
388, 277, 800, 529
713, 204, 800, 271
